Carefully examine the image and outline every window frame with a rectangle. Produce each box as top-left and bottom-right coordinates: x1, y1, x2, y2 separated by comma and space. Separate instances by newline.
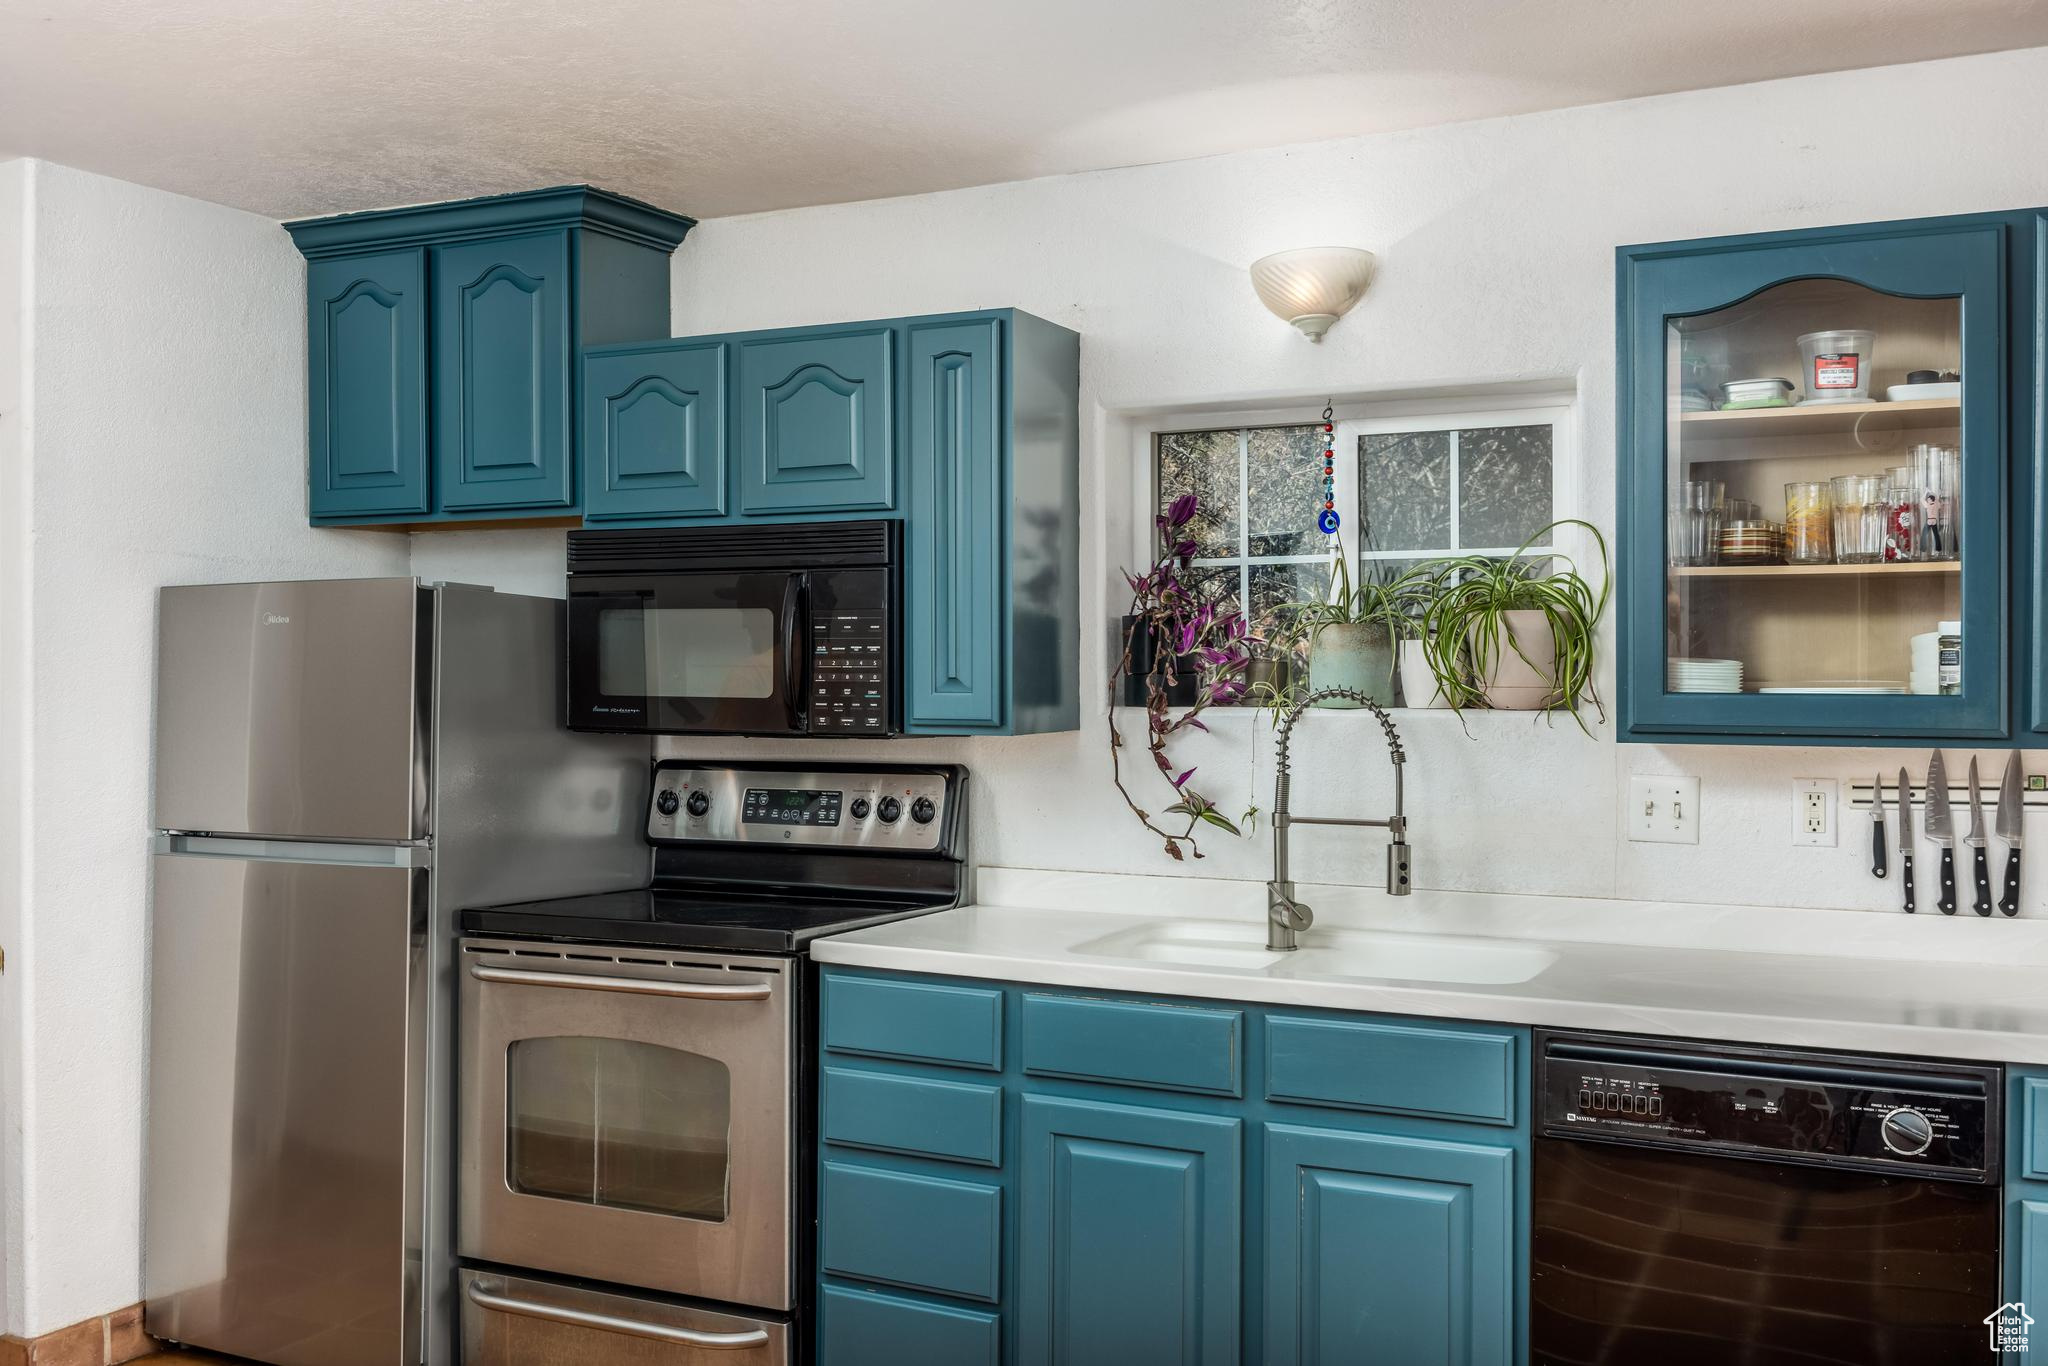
1139, 397, 1579, 613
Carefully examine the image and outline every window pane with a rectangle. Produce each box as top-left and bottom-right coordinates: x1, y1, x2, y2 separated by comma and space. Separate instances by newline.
1156, 430, 1241, 558
1246, 425, 1328, 557
1248, 560, 1334, 631
1360, 431, 1452, 552
508, 1036, 732, 1221
1185, 564, 1243, 620
1457, 425, 1553, 549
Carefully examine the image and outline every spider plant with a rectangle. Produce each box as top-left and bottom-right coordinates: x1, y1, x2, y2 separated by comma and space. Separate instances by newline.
1418, 519, 1610, 728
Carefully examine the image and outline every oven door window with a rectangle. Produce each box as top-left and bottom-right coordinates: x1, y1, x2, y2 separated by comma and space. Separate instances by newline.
506, 1037, 732, 1222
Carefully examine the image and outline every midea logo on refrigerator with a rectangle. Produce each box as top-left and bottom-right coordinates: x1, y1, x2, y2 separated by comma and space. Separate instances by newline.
262, 613, 291, 626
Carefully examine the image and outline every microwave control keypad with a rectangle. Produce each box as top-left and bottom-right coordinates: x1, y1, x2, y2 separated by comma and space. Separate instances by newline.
811, 610, 889, 733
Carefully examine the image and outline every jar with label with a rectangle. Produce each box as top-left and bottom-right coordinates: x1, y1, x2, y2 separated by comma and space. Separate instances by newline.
1797, 329, 1876, 403
1938, 621, 1962, 696
1783, 481, 1832, 564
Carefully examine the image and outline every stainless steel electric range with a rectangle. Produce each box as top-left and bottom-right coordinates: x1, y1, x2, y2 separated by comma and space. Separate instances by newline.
454, 760, 967, 1365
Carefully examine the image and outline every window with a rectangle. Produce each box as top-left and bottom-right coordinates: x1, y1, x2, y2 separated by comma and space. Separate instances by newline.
1148, 404, 1567, 684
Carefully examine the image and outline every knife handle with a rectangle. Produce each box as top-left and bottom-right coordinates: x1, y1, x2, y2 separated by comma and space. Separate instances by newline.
1871, 818, 1888, 879
1972, 846, 1993, 916
1901, 851, 1915, 913
1938, 846, 1958, 915
2003, 847, 2023, 918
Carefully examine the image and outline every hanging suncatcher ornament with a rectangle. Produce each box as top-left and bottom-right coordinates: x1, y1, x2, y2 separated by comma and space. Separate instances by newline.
1316, 404, 1339, 535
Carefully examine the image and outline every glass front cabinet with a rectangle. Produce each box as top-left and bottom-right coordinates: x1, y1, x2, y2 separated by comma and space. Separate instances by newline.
1619, 211, 2047, 745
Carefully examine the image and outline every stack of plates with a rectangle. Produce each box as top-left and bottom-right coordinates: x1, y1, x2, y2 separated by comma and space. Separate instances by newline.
1758, 681, 1906, 695
1668, 658, 1744, 693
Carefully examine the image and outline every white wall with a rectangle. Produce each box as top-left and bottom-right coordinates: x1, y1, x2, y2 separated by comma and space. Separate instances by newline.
0, 160, 409, 1337
0, 155, 31, 1343
417, 43, 2048, 918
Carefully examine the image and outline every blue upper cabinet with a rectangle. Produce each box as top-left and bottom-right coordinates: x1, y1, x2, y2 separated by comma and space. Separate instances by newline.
1618, 213, 2024, 745
305, 250, 429, 517
433, 231, 572, 511
581, 309, 1081, 735
738, 327, 895, 514
287, 186, 694, 526
581, 341, 728, 521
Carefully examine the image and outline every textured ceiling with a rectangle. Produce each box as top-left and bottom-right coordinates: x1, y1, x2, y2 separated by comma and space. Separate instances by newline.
4, 1, 2048, 222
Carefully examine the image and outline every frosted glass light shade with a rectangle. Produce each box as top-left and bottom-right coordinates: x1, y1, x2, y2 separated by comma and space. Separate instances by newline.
1249, 247, 1378, 342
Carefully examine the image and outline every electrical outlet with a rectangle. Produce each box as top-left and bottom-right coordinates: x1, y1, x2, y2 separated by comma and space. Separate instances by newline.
1628, 775, 1700, 845
1792, 778, 1837, 847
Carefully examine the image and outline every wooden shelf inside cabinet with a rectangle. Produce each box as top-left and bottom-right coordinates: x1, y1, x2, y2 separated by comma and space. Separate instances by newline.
1679, 397, 1960, 440
1673, 561, 1962, 580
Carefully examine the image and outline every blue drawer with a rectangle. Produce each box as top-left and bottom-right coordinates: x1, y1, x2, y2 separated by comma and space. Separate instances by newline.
1021, 992, 1243, 1096
820, 1162, 1002, 1303
819, 1284, 1000, 1366
1265, 1015, 1518, 1125
823, 972, 1003, 1071
822, 1066, 1002, 1167
2022, 1077, 2048, 1181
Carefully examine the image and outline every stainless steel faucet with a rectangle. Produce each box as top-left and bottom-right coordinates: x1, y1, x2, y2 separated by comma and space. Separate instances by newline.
1266, 686, 1410, 950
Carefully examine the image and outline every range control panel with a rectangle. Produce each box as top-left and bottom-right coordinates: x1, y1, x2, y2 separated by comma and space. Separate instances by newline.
648, 764, 949, 852
1539, 1037, 1995, 1181
810, 609, 890, 734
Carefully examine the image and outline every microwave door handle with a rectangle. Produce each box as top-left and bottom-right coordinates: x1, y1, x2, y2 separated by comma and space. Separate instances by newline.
465, 1280, 772, 1349
467, 963, 773, 1001
781, 572, 809, 732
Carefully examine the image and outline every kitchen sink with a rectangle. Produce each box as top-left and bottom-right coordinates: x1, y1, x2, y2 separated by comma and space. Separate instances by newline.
1073, 919, 1557, 985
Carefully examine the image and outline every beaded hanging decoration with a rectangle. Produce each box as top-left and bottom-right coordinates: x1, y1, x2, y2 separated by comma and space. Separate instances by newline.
1316, 404, 1339, 535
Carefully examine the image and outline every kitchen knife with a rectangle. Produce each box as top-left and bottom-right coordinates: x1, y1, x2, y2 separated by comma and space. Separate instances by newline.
1925, 750, 1957, 915
1870, 772, 1888, 879
1966, 756, 1993, 916
1999, 751, 2026, 918
1897, 767, 1915, 914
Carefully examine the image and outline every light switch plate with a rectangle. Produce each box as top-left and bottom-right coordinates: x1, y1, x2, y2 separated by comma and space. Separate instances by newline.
1628, 775, 1700, 844
1792, 778, 1837, 847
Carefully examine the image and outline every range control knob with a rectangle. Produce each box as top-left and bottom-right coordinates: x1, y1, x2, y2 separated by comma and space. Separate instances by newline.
876, 796, 902, 824
911, 797, 937, 825
850, 797, 871, 820
655, 789, 681, 816
1881, 1107, 1935, 1157
685, 790, 711, 818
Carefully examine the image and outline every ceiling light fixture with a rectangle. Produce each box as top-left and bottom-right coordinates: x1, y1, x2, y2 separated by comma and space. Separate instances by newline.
1249, 246, 1378, 342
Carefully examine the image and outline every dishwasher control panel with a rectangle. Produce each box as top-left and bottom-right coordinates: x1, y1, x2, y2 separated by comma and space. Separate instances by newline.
1537, 1032, 1997, 1181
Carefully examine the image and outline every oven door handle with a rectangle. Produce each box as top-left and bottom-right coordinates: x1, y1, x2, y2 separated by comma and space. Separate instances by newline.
466, 1279, 772, 1349
467, 963, 772, 1001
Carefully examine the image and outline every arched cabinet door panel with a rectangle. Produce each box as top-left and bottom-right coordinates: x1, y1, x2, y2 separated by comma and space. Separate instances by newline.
307, 250, 429, 518
1618, 217, 2010, 743
737, 328, 894, 514
582, 343, 729, 521
432, 231, 574, 511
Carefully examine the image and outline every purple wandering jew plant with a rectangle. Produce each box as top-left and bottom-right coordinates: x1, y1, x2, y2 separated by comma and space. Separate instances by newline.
1109, 493, 1252, 859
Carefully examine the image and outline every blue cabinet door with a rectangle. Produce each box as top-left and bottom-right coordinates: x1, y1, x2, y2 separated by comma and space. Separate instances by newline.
1018, 1094, 1241, 1366
736, 327, 894, 514
433, 231, 573, 511
306, 250, 429, 518
581, 342, 728, 520
1618, 216, 2011, 744
905, 319, 1004, 729
1264, 1122, 1515, 1366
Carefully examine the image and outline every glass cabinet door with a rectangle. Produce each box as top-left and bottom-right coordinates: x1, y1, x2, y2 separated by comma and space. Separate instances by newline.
1621, 222, 2008, 739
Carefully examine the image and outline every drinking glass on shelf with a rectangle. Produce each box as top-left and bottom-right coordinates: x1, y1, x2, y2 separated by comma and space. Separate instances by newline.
1882, 476, 1920, 563
1783, 481, 1832, 564
1913, 444, 1959, 561
1829, 474, 1885, 564
1674, 479, 1725, 566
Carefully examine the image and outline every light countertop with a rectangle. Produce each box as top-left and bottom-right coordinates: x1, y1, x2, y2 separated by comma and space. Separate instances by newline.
810, 868, 2048, 1064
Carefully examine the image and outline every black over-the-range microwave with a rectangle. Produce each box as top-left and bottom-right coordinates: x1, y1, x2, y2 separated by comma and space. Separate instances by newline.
565, 519, 899, 737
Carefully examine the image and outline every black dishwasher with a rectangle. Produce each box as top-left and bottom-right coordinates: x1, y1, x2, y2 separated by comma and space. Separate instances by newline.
1531, 1030, 2001, 1366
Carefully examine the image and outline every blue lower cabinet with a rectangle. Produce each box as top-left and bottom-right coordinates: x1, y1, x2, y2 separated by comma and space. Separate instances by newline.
818, 1284, 1000, 1366
1017, 1095, 1242, 1366
1263, 1123, 1515, 1366
819, 1161, 1003, 1304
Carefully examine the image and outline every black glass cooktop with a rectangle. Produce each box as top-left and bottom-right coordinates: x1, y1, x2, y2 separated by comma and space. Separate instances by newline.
460, 884, 950, 955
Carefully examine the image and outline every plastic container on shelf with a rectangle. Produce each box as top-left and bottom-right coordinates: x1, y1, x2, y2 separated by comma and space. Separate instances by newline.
1796, 329, 1876, 403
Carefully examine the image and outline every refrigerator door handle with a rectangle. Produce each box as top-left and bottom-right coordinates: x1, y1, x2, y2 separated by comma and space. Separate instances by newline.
153, 834, 432, 868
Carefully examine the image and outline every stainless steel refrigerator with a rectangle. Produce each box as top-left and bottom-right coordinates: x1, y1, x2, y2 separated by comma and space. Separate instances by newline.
145, 578, 649, 1366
